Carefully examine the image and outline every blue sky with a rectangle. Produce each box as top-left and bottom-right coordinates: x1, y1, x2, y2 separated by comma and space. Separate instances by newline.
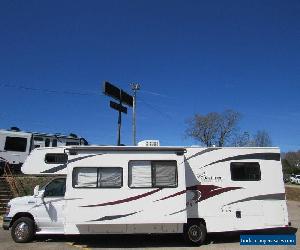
0, 0, 299, 151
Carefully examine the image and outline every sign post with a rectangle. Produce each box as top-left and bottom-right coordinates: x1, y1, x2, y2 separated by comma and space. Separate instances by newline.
103, 81, 133, 146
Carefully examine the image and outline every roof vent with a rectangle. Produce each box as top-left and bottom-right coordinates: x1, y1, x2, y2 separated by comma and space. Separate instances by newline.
138, 140, 160, 147
9, 126, 20, 132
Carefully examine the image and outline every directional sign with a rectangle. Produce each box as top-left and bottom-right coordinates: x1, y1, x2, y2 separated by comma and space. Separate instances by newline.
110, 101, 127, 114
120, 90, 133, 107
103, 81, 133, 107
103, 81, 120, 101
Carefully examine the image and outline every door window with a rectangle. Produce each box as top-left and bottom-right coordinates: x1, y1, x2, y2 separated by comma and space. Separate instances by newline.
44, 178, 66, 197
45, 138, 50, 147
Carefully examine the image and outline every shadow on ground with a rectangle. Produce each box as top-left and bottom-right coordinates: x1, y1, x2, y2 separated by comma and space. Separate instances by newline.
34, 233, 241, 248
33, 227, 297, 248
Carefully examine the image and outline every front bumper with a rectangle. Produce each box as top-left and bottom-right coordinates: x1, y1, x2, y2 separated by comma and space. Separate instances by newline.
2, 216, 12, 230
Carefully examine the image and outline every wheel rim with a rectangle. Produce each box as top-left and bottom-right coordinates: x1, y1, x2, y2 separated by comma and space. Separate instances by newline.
15, 222, 29, 241
188, 225, 202, 242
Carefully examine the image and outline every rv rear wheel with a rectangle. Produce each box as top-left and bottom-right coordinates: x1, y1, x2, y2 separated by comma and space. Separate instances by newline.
11, 217, 35, 243
184, 221, 207, 245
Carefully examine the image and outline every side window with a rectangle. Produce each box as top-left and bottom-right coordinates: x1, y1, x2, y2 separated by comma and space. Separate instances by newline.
98, 168, 122, 188
34, 137, 44, 141
73, 167, 98, 188
44, 178, 66, 197
52, 139, 57, 147
45, 153, 68, 164
45, 138, 50, 147
72, 167, 123, 188
4, 137, 27, 152
66, 141, 79, 146
129, 161, 152, 188
153, 161, 177, 187
230, 162, 261, 181
129, 160, 177, 188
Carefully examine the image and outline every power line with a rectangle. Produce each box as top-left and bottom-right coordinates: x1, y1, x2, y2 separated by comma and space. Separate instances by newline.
139, 99, 174, 121
139, 89, 172, 99
1, 81, 177, 121
0, 82, 102, 96
1, 82, 173, 100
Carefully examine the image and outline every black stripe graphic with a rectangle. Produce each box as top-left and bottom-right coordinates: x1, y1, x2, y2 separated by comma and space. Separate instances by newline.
88, 211, 141, 222
168, 208, 187, 216
185, 148, 220, 161
42, 154, 102, 173
200, 153, 280, 170
33, 197, 82, 207
225, 193, 285, 206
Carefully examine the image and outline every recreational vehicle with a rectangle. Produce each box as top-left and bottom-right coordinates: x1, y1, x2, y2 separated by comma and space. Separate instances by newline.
0, 130, 33, 173
0, 129, 88, 174
3, 145, 291, 245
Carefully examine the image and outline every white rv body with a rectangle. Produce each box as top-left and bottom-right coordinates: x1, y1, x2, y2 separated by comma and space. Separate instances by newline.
0, 130, 32, 167
5, 146, 289, 237
21, 147, 67, 175
0, 129, 87, 173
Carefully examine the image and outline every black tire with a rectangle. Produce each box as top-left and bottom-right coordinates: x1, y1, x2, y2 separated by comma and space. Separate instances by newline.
11, 217, 35, 243
184, 220, 207, 245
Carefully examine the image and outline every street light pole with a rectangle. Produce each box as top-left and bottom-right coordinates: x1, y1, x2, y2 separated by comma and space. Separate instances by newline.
131, 83, 140, 146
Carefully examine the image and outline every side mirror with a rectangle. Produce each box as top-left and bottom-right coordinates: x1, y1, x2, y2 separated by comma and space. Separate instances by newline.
33, 185, 39, 197
38, 189, 45, 199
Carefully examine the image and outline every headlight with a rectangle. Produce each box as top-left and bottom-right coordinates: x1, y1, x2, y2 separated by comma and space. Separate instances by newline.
5, 205, 11, 215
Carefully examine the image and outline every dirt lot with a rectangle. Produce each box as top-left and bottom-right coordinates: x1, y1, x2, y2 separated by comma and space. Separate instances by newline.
286, 184, 300, 202
0, 199, 299, 250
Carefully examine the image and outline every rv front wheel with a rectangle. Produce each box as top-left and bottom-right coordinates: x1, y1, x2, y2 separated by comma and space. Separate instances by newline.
184, 221, 207, 245
11, 217, 35, 243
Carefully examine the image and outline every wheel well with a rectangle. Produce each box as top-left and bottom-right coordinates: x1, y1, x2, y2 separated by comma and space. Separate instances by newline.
11, 213, 35, 228
187, 218, 206, 227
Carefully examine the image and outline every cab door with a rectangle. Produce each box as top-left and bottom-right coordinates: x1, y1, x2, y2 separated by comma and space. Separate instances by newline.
34, 178, 66, 233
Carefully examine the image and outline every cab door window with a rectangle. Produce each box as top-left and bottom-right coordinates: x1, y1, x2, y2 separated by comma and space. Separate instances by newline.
44, 178, 66, 197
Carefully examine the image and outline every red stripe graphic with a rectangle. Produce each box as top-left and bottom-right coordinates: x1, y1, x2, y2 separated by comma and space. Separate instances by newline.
190, 185, 242, 202
81, 188, 162, 207
156, 190, 187, 201
158, 185, 242, 202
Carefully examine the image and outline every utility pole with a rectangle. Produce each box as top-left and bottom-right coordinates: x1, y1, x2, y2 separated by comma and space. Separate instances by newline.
131, 83, 140, 146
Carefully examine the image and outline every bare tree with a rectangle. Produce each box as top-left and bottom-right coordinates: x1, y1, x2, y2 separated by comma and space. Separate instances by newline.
185, 113, 220, 147
285, 150, 300, 168
185, 110, 241, 147
231, 131, 251, 147
252, 130, 272, 147
217, 110, 241, 147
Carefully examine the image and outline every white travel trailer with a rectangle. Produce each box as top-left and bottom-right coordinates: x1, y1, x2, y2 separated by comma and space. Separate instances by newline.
3, 146, 291, 244
0, 129, 87, 174
0, 130, 33, 173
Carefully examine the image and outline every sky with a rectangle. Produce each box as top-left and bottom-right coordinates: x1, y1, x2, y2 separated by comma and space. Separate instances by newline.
0, 0, 299, 151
